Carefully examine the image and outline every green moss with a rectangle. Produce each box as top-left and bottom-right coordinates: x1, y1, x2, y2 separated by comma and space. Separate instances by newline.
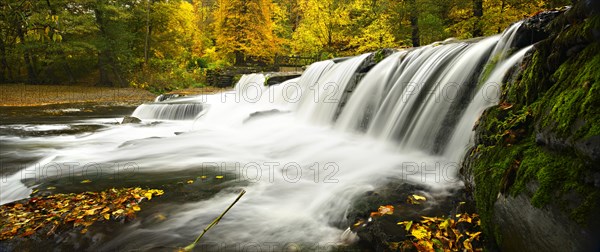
469, 34, 600, 246
537, 43, 600, 138
373, 50, 385, 63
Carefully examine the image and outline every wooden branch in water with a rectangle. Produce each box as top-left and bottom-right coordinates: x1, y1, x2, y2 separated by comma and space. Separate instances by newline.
182, 189, 247, 251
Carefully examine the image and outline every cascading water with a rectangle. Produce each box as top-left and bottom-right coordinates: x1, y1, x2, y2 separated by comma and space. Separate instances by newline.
0, 21, 532, 251
132, 102, 204, 120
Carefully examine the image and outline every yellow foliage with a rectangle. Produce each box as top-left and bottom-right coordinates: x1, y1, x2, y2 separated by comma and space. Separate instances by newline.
214, 0, 279, 60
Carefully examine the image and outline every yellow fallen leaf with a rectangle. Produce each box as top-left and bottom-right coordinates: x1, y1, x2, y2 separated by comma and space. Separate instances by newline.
47, 186, 56, 190
80, 179, 92, 184
200, 176, 207, 179
463, 238, 473, 250
469, 231, 482, 239
440, 219, 450, 230
103, 213, 110, 220
81, 228, 88, 234
85, 209, 96, 215
186, 180, 194, 184
215, 175, 224, 179
144, 192, 152, 200
397, 220, 413, 231
132, 205, 141, 211
411, 226, 430, 240
149, 189, 164, 196
412, 194, 426, 201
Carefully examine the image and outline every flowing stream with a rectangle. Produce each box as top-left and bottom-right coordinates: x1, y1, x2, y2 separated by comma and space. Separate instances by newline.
0, 22, 534, 251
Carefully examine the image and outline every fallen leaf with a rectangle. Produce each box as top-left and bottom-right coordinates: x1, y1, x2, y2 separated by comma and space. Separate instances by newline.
499, 102, 513, 110
411, 225, 430, 240
186, 180, 194, 184
412, 194, 426, 201
215, 175, 224, 179
353, 220, 365, 227
397, 220, 413, 231
132, 205, 141, 211
378, 205, 394, 215
80, 179, 92, 184
440, 219, 450, 230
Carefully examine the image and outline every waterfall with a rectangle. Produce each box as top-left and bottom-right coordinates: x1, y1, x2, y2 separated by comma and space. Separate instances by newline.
296, 54, 371, 124
131, 103, 204, 120
0, 21, 534, 251
444, 44, 533, 160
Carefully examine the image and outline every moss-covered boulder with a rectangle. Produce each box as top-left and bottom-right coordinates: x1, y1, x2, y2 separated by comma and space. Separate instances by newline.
462, 2, 600, 251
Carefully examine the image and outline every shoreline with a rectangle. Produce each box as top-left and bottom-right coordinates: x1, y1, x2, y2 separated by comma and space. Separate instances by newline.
0, 84, 156, 107
0, 84, 230, 107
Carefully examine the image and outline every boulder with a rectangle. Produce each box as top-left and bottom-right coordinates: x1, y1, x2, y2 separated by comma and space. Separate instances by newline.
121, 116, 141, 124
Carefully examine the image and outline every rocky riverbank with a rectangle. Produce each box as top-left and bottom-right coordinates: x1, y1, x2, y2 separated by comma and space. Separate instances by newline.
461, 1, 600, 251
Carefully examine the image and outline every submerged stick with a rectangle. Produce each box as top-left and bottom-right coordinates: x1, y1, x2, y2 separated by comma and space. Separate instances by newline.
182, 189, 246, 251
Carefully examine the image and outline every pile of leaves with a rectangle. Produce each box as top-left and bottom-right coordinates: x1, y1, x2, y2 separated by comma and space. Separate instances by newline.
0, 187, 164, 240
394, 212, 482, 251
364, 194, 483, 251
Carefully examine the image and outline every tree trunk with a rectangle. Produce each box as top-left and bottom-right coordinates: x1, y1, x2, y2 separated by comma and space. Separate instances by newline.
235, 50, 244, 65
144, 0, 151, 66
409, 0, 420, 47
97, 50, 112, 86
473, 0, 484, 37
17, 27, 37, 84
0, 39, 7, 82
94, 2, 125, 87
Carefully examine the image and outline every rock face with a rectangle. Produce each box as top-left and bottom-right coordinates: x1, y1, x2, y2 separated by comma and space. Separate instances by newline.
461, 2, 600, 251
121, 116, 141, 124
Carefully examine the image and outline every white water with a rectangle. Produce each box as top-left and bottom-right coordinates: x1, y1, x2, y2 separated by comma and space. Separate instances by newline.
132, 103, 204, 120
0, 22, 532, 251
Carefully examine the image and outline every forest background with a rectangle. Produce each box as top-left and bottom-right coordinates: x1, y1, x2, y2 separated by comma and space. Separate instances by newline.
0, 0, 569, 92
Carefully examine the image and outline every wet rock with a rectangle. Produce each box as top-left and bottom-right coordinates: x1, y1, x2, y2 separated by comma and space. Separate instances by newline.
513, 9, 564, 50
575, 135, 600, 162
154, 94, 181, 102
494, 183, 600, 252
265, 72, 303, 86
121, 116, 141, 124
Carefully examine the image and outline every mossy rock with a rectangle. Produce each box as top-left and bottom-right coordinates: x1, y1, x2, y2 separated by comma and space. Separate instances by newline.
462, 2, 600, 250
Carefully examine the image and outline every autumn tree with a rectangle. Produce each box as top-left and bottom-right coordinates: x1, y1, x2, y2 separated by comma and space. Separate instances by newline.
292, 0, 352, 55
214, 0, 278, 64
346, 0, 397, 53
